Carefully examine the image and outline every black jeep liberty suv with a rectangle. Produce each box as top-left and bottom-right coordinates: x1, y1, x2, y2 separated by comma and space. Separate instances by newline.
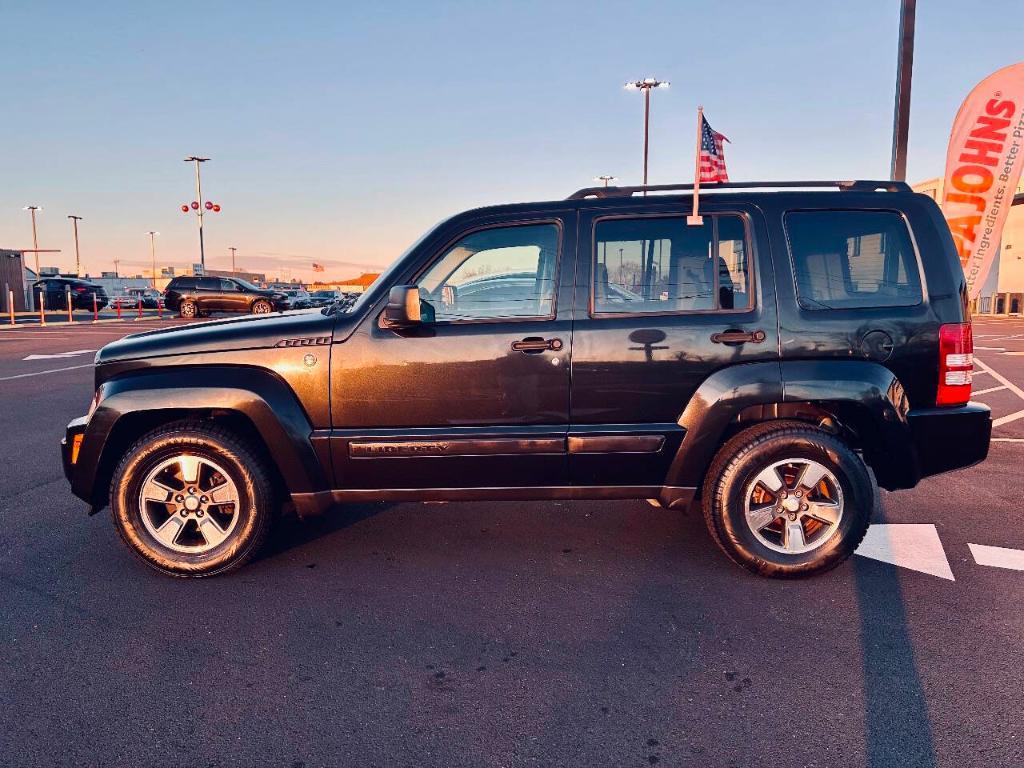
61, 180, 991, 578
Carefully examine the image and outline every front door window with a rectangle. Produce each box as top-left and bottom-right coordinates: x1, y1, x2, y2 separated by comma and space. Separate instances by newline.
416, 223, 560, 322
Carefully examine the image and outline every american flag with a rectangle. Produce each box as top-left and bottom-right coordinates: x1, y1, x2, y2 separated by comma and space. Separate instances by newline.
312, 262, 325, 273
699, 115, 730, 183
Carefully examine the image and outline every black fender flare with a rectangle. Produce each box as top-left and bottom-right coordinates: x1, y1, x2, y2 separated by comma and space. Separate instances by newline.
664, 360, 916, 490
72, 366, 327, 507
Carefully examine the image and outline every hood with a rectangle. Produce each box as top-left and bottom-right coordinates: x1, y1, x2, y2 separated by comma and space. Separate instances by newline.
96, 310, 333, 364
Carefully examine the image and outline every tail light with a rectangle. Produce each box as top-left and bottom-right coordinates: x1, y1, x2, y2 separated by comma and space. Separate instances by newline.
937, 322, 973, 406
73, 286, 87, 293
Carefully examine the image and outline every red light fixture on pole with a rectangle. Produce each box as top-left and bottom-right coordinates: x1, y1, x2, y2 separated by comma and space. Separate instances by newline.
180, 156, 221, 273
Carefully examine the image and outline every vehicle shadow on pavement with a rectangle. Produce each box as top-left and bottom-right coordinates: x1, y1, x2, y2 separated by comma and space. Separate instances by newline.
854, 503, 936, 768
257, 502, 394, 561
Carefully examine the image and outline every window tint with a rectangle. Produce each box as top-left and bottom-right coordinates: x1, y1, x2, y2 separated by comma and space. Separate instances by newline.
593, 215, 751, 314
196, 277, 219, 290
786, 210, 922, 309
416, 223, 559, 321
171, 278, 196, 290
219, 279, 238, 291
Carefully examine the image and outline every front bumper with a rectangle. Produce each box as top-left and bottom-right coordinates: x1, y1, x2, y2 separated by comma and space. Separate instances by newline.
907, 402, 991, 480
61, 415, 89, 485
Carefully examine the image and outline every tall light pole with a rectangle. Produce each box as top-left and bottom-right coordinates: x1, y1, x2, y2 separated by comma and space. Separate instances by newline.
24, 206, 42, 279
147, 231, 159, 288
229, 246, 237, 275
890, 0, 916, 181
624, 78, 670, 189
68, 215, 83, 276
181, 156, 221, 273
595, 175, 617, 188
24, 206, 42, 309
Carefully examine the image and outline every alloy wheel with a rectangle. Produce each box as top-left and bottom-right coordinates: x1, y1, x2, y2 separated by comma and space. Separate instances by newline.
138, 454, 240, 554
743, 458, 844, 555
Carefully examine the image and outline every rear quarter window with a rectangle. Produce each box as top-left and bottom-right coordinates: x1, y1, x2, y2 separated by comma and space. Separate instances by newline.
785, 210, 923, 310
171, 278, 196, 290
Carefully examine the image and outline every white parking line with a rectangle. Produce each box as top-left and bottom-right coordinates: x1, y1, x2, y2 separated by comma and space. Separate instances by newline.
973, 357, 1024, 400
993, 408, 1024, 428
973, 385, 1007, 395
0, 363, 93, 381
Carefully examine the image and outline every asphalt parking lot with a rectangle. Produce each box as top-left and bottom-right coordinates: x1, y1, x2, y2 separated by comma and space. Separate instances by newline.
1, 316, 1022, 768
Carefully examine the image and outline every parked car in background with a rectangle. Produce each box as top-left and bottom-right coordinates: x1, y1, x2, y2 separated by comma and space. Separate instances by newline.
283, 289, 312, 310
307, 289, 342, 308
162, 276, 289, 318
32, 277, 108, 311
126, 287, 162, 308
110, 293, 142, 310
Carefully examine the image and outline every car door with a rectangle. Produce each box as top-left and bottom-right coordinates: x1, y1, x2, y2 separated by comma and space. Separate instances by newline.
329, 213, 576, 491
217, 279, 248, 312
569, 200, 779, 487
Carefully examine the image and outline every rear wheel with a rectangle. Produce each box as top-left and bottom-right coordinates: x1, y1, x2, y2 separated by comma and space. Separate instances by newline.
702, 421, 873, 578
251, 299, 272, 315
179, 300, 197, 318
110, 422, 276, 577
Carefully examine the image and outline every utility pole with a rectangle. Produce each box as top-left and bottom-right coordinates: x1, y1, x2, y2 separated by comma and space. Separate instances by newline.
229, 247, 237, 275
68, 215, 83, 276
113, 257, 120, 277
147, 231, 159, 288
625, 78, 670, 189
890, 0, 916, 181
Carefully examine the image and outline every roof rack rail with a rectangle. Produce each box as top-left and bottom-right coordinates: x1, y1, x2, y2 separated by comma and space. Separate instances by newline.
566, 179, 912, 200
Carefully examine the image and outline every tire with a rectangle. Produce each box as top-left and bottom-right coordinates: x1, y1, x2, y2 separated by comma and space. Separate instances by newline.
110, 421, 276, 577
251, 299, 272, 315
179, 300, 197, 319
701, 420, 873, 578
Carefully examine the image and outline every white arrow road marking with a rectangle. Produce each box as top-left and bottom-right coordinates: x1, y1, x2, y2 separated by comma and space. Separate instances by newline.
22, 349, 95, 361
968, 543, 1024, 571
855, 524, 955, 580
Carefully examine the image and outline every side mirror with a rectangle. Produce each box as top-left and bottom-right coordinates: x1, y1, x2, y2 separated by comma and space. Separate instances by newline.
383, 285, 422, 328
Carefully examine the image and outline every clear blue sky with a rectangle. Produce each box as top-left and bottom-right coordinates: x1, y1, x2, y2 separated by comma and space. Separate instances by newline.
2, 0, 1022, 281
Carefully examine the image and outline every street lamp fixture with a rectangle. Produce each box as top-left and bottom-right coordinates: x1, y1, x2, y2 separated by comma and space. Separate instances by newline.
624, 77, 670, 189
594, 175, 617, 188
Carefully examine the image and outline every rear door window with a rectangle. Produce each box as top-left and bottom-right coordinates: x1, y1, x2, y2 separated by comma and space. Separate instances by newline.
785, 210, 923, 310
592, 214, 752, 315
196, 277, 219, 290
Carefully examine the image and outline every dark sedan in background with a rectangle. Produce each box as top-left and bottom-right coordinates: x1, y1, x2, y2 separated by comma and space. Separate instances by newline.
32, 277, 108, 310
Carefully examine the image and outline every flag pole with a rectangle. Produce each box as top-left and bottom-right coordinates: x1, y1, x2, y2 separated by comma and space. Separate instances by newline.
687, 105, 704, 226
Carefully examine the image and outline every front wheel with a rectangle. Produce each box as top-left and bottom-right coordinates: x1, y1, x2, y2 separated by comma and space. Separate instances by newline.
251, 299, 273, 315
110, 422, 276, 577
702, 421, 873, 578
179, 300, 197, 319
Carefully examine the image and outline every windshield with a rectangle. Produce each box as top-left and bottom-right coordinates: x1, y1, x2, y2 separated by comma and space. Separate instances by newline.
232, 277, 263, 292
330, 224, 439, 315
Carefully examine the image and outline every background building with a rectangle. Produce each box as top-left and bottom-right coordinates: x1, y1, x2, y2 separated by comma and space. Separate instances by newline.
913, 178, 1024, 315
